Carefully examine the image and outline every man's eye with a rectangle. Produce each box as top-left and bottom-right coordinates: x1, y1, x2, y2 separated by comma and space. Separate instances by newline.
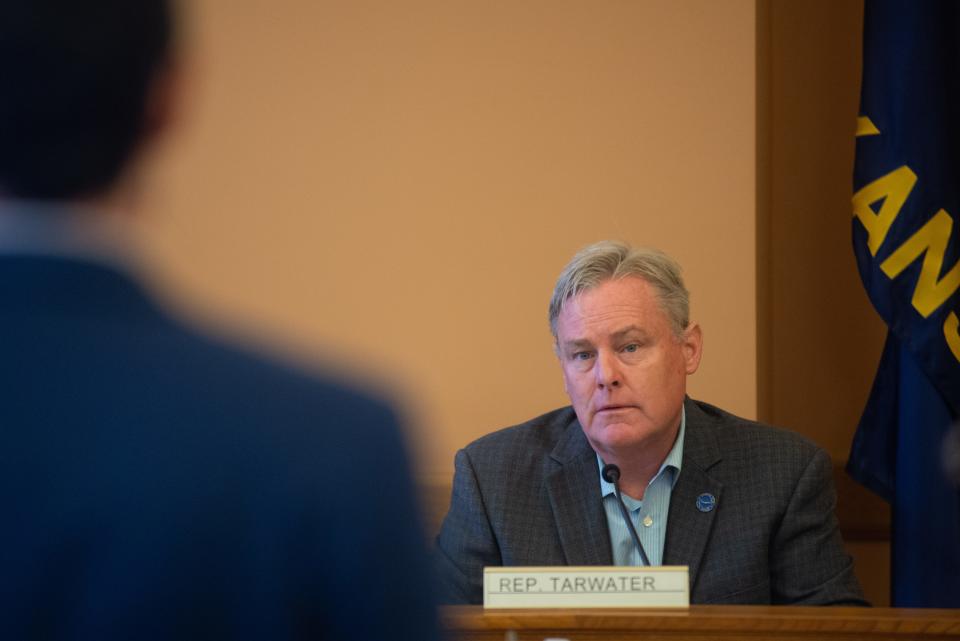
623, 344, 639, 353
573, 351, 593, 361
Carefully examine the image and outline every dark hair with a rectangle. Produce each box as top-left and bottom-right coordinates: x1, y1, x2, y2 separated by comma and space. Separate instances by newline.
0, 0, 174, 199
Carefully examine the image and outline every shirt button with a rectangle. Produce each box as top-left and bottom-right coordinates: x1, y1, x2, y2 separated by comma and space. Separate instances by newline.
642, 515, 654, 527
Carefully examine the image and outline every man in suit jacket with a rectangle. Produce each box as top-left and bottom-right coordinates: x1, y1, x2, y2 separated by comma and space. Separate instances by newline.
436, 241, 866, 606
0, 2, 437, 639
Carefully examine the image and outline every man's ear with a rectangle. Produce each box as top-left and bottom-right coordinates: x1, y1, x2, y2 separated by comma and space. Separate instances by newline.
682, 322, 703, 375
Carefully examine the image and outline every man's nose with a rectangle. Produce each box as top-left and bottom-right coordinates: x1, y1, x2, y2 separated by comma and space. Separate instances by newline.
595, 351, 621, 388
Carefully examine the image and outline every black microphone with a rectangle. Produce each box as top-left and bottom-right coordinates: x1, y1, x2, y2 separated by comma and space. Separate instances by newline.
601, 463, 652, 566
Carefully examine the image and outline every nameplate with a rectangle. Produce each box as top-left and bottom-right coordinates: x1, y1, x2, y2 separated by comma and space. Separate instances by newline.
483, 566, 689, 609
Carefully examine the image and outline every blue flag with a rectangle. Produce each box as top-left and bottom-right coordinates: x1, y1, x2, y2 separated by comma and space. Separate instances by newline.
848, 0, 960, 607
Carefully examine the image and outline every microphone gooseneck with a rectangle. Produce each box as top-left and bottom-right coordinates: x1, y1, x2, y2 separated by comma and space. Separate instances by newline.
601, 463, 652, 567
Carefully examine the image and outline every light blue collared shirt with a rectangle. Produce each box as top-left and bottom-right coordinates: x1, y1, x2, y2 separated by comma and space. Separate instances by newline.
598, 407, 685, 566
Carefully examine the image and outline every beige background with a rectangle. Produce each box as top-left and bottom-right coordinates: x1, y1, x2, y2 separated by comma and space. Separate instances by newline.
133, 0, 888, 604
139, 0, 758, 482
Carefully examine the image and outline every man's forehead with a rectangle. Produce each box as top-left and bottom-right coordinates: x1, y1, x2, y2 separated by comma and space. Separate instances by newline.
555, 277, 673, 338
559, 277, 660, 319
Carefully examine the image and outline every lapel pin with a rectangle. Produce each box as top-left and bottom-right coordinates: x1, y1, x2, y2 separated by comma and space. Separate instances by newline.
696, 493, 716, 513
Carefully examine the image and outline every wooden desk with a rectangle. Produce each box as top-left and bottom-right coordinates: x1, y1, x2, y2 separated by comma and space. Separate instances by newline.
442, 605, 960, 641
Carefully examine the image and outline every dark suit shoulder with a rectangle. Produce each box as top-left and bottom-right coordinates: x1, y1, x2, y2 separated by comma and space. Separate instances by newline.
0, 255, 396, 430
460, 406, 579, 468
155, 317, 396, 421
689, 398, 822, 457
684, 398, 828, 503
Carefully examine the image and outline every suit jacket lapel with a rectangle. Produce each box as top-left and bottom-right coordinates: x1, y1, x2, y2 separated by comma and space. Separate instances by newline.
545, 418, 612, 566
663, 399, 723, 590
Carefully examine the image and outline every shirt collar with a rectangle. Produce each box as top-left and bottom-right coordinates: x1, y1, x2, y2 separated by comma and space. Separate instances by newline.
597, 405, 686, 499
0, 199, 139, 271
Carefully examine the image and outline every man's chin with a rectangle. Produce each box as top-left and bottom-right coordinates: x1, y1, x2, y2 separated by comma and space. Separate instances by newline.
585, 421, 651, 452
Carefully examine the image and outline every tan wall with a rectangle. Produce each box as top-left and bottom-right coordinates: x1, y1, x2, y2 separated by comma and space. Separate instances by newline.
763, 0, 889, 605
765, 0, 884, 461
136, 0, 758, 482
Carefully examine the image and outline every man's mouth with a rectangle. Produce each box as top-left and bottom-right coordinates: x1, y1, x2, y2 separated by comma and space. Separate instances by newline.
596, 405, 633, 413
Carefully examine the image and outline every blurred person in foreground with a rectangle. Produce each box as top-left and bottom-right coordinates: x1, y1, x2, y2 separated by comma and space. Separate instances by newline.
436, 241, 867, 606
0, 1, 437, 639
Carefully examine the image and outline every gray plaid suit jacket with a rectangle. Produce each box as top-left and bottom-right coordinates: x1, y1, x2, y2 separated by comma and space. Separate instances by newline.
435, 397, 867, 605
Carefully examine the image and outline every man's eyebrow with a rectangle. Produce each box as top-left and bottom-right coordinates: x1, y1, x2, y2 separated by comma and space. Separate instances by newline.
560, 338, 592, 351
610, 325, 650, 341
